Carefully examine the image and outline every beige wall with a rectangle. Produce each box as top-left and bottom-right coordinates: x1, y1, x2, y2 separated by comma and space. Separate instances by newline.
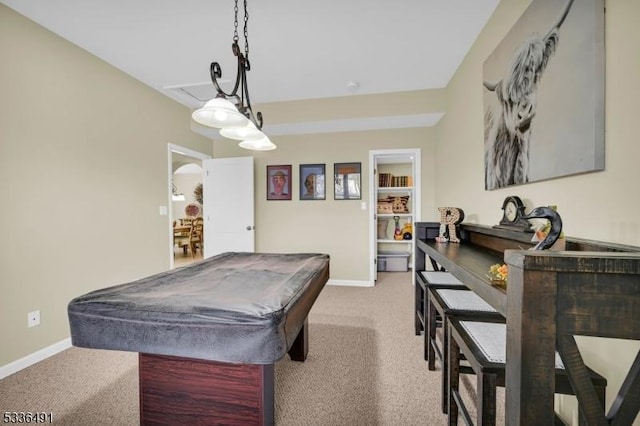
213, 127, 436, 281
435, 0, 640, 423
0, 5, 212, 366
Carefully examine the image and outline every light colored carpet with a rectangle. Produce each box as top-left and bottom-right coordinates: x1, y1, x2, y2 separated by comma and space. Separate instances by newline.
0, 271, 503, 425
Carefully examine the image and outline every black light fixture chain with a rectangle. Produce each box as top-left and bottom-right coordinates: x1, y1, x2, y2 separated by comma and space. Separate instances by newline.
233, 0, 239, 43
243, 0, 249, 58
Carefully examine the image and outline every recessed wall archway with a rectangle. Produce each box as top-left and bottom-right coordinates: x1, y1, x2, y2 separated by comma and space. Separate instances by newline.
167, 143, 211, 269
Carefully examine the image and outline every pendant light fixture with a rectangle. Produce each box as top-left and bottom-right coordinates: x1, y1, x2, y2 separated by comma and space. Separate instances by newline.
192, 0, 276, 151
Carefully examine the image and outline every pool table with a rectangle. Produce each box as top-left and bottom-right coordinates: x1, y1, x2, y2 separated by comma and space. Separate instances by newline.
68, 252, 330, 425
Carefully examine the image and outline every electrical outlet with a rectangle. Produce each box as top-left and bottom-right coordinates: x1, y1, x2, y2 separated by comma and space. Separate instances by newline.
28, 310, 40, 327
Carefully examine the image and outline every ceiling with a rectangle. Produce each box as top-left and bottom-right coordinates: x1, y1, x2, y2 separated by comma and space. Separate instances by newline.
1, 0, 500, 137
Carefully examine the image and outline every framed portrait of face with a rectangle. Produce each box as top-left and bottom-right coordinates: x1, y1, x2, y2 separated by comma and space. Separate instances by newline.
334, 162, 361, 200
266, 165, 292, 200
299, 164, 325, 200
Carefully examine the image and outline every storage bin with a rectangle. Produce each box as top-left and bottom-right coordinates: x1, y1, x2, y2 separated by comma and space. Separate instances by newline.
377, 251, 410, 272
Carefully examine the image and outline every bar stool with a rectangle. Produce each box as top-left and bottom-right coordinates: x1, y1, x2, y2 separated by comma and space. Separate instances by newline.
427, 288, 504, 413
415, 271, 467, 359
447, 319, 607, 426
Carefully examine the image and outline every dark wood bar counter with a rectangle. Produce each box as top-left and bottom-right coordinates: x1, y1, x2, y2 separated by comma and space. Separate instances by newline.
415, 222, 640, 425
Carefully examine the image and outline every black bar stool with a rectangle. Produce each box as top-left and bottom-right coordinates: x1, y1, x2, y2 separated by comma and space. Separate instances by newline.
448, 319, 607, 426
427, 288, 505, 413
415, 271, 467, 358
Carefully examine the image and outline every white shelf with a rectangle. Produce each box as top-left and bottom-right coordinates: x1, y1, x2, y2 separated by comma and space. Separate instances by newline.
377, 239, 413, 243
378, 213, 412, 218
377, 186, 413, 192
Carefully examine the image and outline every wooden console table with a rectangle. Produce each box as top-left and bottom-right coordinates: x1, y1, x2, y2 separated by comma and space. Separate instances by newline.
414, 222, 640, 425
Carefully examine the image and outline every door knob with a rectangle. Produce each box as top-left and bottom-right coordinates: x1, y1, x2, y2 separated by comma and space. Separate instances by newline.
246, 225, 254, 230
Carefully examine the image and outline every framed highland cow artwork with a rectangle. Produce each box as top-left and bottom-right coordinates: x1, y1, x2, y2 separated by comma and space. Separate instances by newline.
483, 0, 605, 190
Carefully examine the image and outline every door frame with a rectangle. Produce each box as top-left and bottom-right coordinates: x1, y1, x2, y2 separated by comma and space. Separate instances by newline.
369, 148, 421, 284
167, 143, 211, 269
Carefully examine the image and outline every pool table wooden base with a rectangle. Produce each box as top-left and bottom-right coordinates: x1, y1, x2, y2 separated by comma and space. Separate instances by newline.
139, 319, 309, 426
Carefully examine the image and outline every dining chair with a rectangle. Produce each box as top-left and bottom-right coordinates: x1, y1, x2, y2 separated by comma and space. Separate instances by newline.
173, 222, 191, 255
189, 217, 204, 258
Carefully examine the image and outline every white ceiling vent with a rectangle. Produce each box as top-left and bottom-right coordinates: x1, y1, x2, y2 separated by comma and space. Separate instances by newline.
163, 81, 231, 107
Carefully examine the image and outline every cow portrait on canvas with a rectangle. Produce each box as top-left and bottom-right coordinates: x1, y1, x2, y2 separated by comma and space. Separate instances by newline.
483, 0, 579, 190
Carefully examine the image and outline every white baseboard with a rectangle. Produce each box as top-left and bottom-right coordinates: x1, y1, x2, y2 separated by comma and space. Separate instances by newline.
0, 338, 72, 380
327, 279, 374, 287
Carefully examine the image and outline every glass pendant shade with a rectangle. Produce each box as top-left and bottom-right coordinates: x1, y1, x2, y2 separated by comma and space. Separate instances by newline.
192, 97, 249, 128
239, 136, 277, 151
219, 121, 264, 141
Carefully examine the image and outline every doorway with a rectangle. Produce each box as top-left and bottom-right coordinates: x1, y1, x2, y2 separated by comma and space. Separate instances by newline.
369, 148, 421, 284
167, 143, 211, 269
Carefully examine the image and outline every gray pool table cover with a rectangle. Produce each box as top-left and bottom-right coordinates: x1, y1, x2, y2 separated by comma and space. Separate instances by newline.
68, 252, 330, 364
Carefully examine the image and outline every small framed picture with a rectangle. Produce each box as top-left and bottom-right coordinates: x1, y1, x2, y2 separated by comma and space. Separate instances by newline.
267, 165, 292, 200
334, 162, 361, 200
299, 164, 326, 200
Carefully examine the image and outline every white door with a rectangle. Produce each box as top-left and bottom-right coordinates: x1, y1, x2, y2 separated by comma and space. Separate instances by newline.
202, 156, 255, 258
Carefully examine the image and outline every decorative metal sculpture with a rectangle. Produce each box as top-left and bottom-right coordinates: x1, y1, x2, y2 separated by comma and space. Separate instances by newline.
521, 206, 563, 250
